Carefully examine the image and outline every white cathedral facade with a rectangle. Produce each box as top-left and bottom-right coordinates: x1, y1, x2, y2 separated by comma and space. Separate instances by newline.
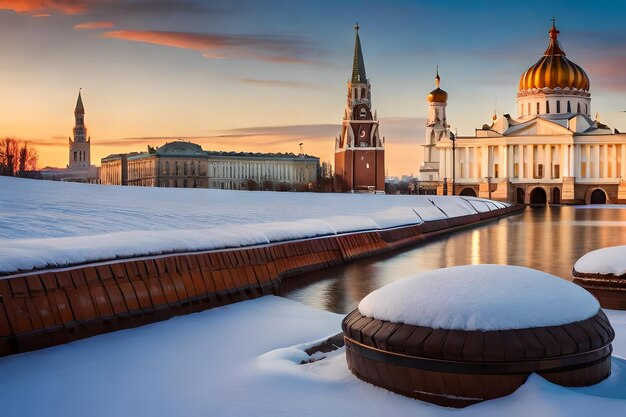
420, 22, 626, 204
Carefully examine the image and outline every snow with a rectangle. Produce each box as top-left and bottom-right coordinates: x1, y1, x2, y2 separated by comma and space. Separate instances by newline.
574, 245, 626, 277
0, 296, 625, 417
0, 177, 509, 274
358, 265, 600, 331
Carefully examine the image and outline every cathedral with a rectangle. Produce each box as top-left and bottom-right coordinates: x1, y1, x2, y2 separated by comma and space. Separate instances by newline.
334, 25, 385, 193
421, 21, 626, 204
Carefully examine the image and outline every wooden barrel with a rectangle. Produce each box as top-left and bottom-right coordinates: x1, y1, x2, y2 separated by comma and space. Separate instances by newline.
342, 308, 614, 408
573, 269, 626, 310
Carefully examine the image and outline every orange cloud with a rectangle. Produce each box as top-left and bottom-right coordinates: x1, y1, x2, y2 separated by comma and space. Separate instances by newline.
74, 21, 114, 30
0, 0, 86, 15
101, 30, 317, 64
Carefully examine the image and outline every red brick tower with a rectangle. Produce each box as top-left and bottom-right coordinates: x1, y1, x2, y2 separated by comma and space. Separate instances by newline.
334, 24, 385, 193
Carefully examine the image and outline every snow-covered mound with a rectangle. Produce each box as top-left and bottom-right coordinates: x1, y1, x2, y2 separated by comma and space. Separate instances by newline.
358, 265, 599, 331
574, 245, 626, 277
0, 177, 509, 273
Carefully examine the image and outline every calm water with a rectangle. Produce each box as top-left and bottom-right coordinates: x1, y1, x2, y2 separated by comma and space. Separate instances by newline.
280, 206, 626, 314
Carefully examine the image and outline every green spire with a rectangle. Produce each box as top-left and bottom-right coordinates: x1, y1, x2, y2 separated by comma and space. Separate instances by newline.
351, 23, 367, 84
75, 89, 84, 114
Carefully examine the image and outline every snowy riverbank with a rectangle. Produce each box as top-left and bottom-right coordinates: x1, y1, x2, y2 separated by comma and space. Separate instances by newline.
0, 295, 624, 417
0, 177, 509, 273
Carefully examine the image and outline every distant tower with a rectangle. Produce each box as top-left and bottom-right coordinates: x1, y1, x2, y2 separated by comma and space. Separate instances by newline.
334, 24, 385, 193
419, 68, 449, 181
68, 90, 91, 170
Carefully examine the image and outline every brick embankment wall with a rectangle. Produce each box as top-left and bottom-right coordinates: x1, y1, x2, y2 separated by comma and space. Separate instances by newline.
0, 205, 523, 357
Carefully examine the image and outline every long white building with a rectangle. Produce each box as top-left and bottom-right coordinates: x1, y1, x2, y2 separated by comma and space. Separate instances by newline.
429, 21, 625, 204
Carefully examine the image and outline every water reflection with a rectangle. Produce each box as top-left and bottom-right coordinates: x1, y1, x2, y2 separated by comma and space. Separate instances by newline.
280, 206, 626, 314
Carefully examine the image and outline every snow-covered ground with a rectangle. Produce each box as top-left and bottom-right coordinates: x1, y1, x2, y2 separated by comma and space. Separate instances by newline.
0, 295, 624, 417
0, 177, 508, 273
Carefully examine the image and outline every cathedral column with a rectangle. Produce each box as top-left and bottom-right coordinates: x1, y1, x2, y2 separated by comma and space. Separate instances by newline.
621, 145, 626, 179
545, 144, 552, 179
463, 147, 469, 179
593, 145, 600, 178
563, 145, 569, 178
585, 145, 591, 178
498, 145, 509, 178
602, 145, 608, 178
527, 145, 534, 179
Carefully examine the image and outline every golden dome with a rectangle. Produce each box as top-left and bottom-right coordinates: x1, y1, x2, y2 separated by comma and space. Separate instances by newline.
519, 23, 589, 92
427, 68, 448, 103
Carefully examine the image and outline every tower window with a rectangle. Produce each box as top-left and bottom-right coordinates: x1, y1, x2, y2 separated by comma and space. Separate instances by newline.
585, 104, 588, 114
546, 101, 550, 114
536, 102, 540, 114
557, 101, 561, 113
184, 162, 188, 175
577, 103, 581, 113
567, 101, 571, 113
361, 88, 366, 99
74, 151, 77, 162
175, 161, 179, 176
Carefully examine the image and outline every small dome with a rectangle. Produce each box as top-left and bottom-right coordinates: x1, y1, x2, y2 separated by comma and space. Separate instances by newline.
427, 88, 448, 103
519, 23, 589, 92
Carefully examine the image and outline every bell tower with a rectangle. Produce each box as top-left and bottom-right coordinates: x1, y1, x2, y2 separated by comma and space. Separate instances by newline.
419, 68, 449, 181
68, 90, 91, 170
334, 24, 385, 193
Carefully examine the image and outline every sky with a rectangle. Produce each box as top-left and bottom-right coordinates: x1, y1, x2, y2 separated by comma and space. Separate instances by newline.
0, 0, 625, 176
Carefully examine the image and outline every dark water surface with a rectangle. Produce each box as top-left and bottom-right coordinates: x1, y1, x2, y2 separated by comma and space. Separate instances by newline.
280, 206, 626, 314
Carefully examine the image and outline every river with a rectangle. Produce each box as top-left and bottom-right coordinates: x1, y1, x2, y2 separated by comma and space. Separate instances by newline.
280, 206, 626, 314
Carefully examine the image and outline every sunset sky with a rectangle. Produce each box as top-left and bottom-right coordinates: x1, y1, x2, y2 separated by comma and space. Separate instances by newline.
1, 0, 625, 175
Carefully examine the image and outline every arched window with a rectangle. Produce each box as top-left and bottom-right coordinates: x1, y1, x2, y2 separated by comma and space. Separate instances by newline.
74, 151, 77, 162
184, 162, 188, 175
166, 161, 169, 174
567, 101, 571, 113
546, 101, 550, 114
577, 103, 581, 113
361, 88, 366, 99
557, 101, 561, 113
536, 102, 540, 114
191, 161, 195, 175
175, 161, 179, 176
585, 104, 588, 114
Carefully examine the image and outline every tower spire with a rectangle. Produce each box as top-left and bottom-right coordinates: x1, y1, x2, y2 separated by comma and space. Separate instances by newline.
351, 23, 367, 83
435, 65, 440, 88
75, 89, 84, 115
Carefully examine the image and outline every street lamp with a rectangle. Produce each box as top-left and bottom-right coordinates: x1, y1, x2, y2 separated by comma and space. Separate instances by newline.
449, 129, 457, 196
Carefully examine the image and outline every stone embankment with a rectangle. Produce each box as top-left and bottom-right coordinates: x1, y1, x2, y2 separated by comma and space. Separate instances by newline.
0, 205, 523, 357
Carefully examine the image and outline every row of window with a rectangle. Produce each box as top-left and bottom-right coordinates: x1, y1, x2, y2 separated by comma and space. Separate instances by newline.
164, 161, 198, 176
73, 150, 87, 163
521, 100, 587, 116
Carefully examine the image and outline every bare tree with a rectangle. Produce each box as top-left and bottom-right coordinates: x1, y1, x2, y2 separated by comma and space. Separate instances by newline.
0, 138, 39, 177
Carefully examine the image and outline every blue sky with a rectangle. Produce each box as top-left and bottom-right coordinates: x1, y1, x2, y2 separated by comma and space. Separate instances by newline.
0, 0, 624, 174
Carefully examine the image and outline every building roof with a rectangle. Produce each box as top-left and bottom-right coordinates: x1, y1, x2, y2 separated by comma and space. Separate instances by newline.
351, 24, 367, 84
205, 151, 319, 162
156, 141, 205, 156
